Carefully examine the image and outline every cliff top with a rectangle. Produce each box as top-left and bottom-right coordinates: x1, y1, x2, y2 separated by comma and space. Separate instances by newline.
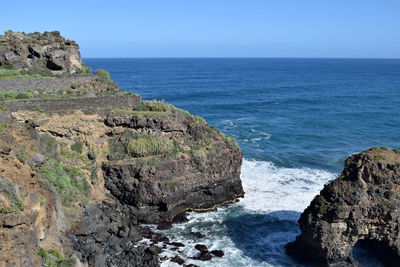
0, 30, 89, 75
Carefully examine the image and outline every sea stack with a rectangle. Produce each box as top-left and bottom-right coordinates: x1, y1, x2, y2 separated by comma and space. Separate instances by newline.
286, 148, 400, 266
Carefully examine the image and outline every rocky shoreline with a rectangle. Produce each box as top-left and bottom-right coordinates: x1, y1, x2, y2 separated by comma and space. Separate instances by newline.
0, 31, 244, 266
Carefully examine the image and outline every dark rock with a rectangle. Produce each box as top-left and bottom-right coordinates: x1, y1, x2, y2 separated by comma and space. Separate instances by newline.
88, 151, 96, 160
159, 236, 170, 243
286, 149, 400, 266
171, 255, 185, 265
102, 112, 244, 223
157, 222, 172, 230
183, 264, 199, 267
190, 232, 205, 238
171, 242, 185, 248
194, 244, 208, 252
210, 250, 224, 257
31, 153, 45, 167
195, 251, 212, 261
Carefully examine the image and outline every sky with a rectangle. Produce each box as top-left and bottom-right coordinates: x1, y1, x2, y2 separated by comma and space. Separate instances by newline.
1, 0, 399, 58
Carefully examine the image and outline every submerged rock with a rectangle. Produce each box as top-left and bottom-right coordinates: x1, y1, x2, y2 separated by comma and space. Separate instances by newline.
286, 148, 400, 266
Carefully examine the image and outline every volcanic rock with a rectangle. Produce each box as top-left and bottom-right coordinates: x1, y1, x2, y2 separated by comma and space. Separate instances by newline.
286, 148, 400, 266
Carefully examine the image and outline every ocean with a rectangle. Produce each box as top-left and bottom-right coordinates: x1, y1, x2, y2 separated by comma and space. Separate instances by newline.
85, 58, 400, 266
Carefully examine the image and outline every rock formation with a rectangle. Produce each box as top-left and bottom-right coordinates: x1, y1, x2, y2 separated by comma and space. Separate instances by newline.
0, 31, 244, 266
286, 148, 400, 267
0, 30, 86, 74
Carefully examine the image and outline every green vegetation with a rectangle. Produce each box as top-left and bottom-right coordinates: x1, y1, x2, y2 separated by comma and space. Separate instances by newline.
191, 148, 207, 167
40, 160, 89, 207
15, 149, 29, 163
71, 83, 78, 89
70, 141, 83, 154
0, 175, 25, 213
38, 247, 76, 267
315, 195, 328, 215
370, 146, 390, 152
0, 90, 35, 100
39, 133, 60, 159
94, 69, 111, 83
384, 190, 395, 199
75, 62, 91, 75
170, 182, 177, 188
126, 135, 175, 157
0, 65, 52, 79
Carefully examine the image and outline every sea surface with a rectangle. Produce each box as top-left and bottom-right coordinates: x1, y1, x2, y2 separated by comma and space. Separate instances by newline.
85, 58, 400, 267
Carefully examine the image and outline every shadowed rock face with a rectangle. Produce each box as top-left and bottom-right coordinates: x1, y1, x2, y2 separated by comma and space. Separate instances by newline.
0, 30, 84, 74
103, 112, 244, 223
286, 148, 400, 267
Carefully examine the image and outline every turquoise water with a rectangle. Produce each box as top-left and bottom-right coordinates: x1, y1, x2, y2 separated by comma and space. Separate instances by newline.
85, 58, 400, 266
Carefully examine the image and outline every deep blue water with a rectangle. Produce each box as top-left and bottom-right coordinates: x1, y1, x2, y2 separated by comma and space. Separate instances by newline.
86, 58, 400, 173
85, 58, 400, 266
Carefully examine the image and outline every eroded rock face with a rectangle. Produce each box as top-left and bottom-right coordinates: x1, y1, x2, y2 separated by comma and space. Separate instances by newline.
103, 111, 244, 223
0, 30, 84, 74
286, 148, 400, 267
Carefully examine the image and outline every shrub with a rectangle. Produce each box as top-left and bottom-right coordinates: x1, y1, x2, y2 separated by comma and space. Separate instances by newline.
39, 133, 59, 159
71, 83, 78, 89
40, 160, 89, 207
143, 100, 173, 112
71, 141, 83, 154
126, 136, 175, 157
191, 148, 207, 167
0, 69, 20, 77
16, 91, 34, 99
370, 146, 390, 151
0, 175, 24, 213
94, 69, 111, 83
0, 91, 18, 100
75, 62, 91, 75
0, 175, 20, 205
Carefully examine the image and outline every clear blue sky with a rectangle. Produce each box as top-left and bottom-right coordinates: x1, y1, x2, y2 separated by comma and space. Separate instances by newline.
2, 0, 399, 58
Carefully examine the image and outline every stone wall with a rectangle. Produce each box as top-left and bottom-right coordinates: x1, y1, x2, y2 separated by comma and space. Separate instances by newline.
0, 95, 141, 112
0, 75, 95, 92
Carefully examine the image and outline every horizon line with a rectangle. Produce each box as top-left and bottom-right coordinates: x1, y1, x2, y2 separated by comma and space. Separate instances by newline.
82, 56, 400, 60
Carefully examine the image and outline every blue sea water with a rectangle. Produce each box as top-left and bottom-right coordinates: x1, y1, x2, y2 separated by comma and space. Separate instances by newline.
85, 58, 400, 266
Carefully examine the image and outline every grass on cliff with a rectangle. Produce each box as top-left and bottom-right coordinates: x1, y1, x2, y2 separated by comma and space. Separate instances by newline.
94, 69, 112, 82
0, 175, 25, 213
0, 66, 52, 79
40, 160, 89, 207
38, 247, 76, 267
126, 135, 176, 157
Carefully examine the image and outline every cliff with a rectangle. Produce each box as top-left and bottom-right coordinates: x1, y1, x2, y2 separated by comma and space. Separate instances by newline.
286, 148, 400, 267
0, 31, 244, 266
0, 30, 88, 75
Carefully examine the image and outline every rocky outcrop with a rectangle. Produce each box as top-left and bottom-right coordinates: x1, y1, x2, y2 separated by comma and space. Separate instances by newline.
103, 111, 244, 222
0, 30, 244, 266
286, 148, 400, 267
0, 30, 85, 74
1, 99, 243, 266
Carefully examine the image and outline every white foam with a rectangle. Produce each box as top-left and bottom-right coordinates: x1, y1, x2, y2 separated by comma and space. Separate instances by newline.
240, 159, 336, 219
157, 159, 337, 266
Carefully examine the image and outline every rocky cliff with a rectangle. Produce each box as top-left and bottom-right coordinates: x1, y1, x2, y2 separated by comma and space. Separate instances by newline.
0, 30, 87, 74
0, 32, 244, 267
286, 148, 400, 267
